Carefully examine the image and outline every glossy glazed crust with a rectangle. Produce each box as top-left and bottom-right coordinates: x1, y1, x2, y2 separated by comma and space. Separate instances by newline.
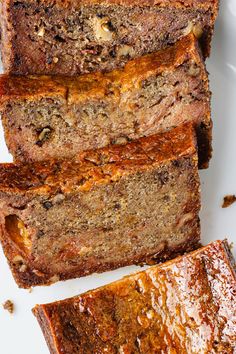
0, 34, 205, 104
0, 123, 200, 288
33, 240, 236, 354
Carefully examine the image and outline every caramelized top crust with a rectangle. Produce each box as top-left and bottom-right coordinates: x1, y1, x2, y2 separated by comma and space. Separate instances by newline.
0, 34, 206, 105
0, 123, 197, 195
33, 240, 236, 353
4, 0, 219, 10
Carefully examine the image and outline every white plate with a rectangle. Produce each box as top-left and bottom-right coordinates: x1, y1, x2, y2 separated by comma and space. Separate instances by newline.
0, 2, 236, 353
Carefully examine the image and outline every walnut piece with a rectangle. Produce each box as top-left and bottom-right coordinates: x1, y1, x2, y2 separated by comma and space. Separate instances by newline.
93, 16, 114, 42
188, 63, 201, 77
12, 255, 27, 272
36, 127, 52, 146
39, 127, 51, 141
117, 45, 135, 58
184, 22, 203, 39
192, 23, 203, 39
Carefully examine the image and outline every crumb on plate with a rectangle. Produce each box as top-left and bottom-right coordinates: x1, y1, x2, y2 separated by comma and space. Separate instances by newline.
2, 300, 14, 314
222, 195, 236, 208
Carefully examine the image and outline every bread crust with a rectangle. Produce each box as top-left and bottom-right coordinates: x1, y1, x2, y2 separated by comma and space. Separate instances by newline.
0, 123, 197, 193
32, 240, 236, 354
0, 123, 201, 288
0, 34, 212, 167
0, 0, 219, 75
0, 225, 200, 288
0, 34, 204, 102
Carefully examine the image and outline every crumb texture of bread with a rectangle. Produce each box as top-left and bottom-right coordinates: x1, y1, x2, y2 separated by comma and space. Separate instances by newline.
32, 240, 236, 354
0, 34, 211, 168
0, 0, 219, 75
0, 124, 200, 288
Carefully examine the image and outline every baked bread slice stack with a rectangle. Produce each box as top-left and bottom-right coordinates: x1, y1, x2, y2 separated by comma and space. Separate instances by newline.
1, 2, 232, 353
0, 0, 219, 75
33, 240, 236, 354
0, 0, 219, 289
0, 34, 211, 168
0, 123, 200, 288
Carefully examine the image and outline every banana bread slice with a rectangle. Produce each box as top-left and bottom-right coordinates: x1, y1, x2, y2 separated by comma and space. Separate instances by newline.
0, 0, 219, 75
0, 34, 211, 168
0, 123, 200, 288
33, 240, 236, 354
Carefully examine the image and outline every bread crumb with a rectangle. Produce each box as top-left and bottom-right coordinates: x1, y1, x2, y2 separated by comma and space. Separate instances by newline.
222, 195, 236, 208
3, 300, 14, 314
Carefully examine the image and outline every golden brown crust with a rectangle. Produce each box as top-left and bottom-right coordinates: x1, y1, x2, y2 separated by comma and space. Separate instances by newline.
0, 34, 211, 167
0, 33, 205, 104
0, 34, 211, 168
0, 123, 197, 194
0, 123, 200, 288
33, 240, 236, 354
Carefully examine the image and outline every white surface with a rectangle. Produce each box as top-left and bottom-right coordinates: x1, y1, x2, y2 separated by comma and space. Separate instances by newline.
0, 2, 236, 353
